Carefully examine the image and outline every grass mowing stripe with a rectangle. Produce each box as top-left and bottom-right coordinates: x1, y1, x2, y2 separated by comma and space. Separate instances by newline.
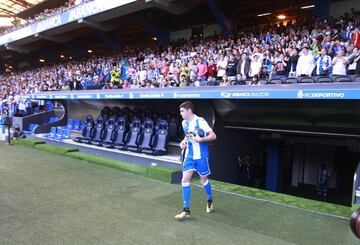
34, 143, 79, 155
66, 151, 148, 175
190, 177, 351, 218
12, 138, 46, 146
207, 179, 352, 218
12, 139, 181, 184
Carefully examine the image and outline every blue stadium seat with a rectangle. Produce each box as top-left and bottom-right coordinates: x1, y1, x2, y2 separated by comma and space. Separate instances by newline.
55, 127, 64, 140
48, 117, 59, 123
23, 123, 34, 134
151, 120, 169, 156
46, 127, 57, 138
80, 120, 86, 130
73, 115, 95, 143
112, 117, 127, 149
73, 120, 81, 130
121, 119, 142, 151
102, 117, 117, 148
46, 101, 54, 111
137, 119, 155, 154
89, 116, 106, 146
62, 129, 70, 139
66, 119, 74, 129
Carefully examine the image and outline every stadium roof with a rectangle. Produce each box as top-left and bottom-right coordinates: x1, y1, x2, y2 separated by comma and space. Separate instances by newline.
0, 0, 45, 26
0, 0, 46, 16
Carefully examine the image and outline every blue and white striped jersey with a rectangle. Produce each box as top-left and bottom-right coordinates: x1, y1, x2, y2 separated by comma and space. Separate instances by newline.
182, 115, 212, 160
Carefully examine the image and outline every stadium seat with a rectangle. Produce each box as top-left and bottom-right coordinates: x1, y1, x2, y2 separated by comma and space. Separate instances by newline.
73, 115, 95, 143
151, 120, 169, 156
80, 120, 86, 130
258, 79, 267, 85
101, 118, 117, 148
267, 78, 282, 84
121, 119, 142, 151
352, 75, 360, 83
299, 77, 315, 83
112, 117, 128, 149
62, 129, 70, 139
137, 119, 155, 154
89, 116, 106, 146
54, 127, 70, 140
46, 102, 54, 111
333, 75, 352, 83
73, 120, 81, 130
245, 79, 252, 85
316, 76, 333, 83
66, 119, 74, 129
23, 123, 34, 134
283, 77, 298, 84
54, 127, 64, 140
46, 127, 57, 138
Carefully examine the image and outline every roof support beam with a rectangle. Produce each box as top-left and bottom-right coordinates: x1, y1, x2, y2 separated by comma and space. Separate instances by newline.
8, 0, 33, 8
0, 7, 16, 16
4, 44, 30, 53
33, 33, 69, 43
9, 0, 34, 8
77, 18, 112, 32
0, 2, 23, 13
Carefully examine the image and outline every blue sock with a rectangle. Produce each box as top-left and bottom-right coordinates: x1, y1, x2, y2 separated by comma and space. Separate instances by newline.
203, 180, 212, 201
182, 183, 191, 209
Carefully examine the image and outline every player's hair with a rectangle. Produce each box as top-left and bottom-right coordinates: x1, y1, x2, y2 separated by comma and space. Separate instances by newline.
179, 101, 195, 112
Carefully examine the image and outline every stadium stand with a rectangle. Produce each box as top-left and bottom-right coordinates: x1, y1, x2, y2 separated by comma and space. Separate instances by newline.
0, 10, 359, 111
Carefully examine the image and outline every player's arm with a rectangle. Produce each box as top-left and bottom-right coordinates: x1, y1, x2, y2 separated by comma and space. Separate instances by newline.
179, 136, 187, 149
194, 131, 216, 143
193, 118, 216, 142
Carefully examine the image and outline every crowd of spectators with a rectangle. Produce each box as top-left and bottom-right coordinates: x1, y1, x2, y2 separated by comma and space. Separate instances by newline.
0, 0, 92, 35
0, 10, 360, 111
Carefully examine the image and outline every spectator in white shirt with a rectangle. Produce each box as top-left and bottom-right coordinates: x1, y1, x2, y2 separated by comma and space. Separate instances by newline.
249, 55, 262, 78
216, 54, 228, 79
296, 45, 314, 76
332, 49, 348, 75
